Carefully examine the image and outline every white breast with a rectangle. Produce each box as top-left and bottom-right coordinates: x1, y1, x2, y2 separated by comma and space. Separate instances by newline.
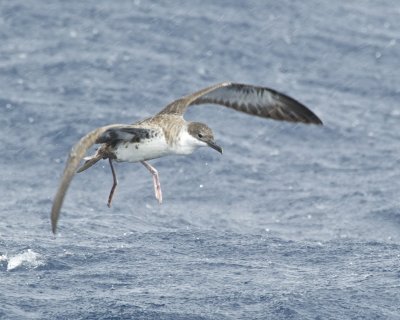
113, 126, 206, 162
171, 128, 207, 155
114, 135, 171, 162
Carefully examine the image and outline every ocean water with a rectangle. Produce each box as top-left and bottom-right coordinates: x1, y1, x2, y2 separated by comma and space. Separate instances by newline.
1, 1, 400, 319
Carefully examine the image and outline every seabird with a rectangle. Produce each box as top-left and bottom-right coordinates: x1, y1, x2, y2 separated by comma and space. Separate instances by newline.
51, 82, 322, 233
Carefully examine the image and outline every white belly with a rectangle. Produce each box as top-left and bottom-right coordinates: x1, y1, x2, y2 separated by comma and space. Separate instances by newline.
114, 137, 171, 162
113, 127, 206, 162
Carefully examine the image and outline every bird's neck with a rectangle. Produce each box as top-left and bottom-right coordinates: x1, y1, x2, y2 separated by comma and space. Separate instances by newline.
171, 125, 206, 155
152, 115, 205, 155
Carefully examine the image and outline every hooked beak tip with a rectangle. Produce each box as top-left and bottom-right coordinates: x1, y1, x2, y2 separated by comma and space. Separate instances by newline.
207, 141, 223, 154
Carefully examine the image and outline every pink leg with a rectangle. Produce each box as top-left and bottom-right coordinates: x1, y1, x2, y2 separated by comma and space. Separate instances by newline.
107, 158, 118, 207
141, 161, 162, 204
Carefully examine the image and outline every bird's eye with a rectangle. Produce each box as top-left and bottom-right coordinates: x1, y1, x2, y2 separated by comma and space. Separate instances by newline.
197, 133, 203, 138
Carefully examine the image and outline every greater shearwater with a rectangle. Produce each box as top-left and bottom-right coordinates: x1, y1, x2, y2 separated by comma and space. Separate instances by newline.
51, 82, 322, 233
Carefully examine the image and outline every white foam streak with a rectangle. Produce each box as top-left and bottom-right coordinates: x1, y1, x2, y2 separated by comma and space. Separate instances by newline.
6, 249, 44, 271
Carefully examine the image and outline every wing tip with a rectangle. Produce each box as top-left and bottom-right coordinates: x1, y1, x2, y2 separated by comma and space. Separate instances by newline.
307, 113, 323, 125
51, 211, 58, 234
278, 92, 323, 126
51, 197, 62, 234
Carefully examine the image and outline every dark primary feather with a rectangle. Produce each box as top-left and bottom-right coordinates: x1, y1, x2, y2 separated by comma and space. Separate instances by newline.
158, 82, 322, 125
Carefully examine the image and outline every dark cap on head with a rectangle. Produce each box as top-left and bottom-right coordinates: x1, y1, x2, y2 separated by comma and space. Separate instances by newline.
187, 122, 223, 154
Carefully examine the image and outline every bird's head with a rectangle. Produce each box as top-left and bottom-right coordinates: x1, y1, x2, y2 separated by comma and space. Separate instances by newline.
187, 122, 223, 154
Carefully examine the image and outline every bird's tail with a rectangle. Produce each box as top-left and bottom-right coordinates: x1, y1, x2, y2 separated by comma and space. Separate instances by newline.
76, 154, 102, 173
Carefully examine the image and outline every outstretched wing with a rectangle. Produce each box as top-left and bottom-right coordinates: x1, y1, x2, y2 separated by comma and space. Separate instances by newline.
51, 124, 156, 233
51, 124, 124, 234
158, 82, 322, 125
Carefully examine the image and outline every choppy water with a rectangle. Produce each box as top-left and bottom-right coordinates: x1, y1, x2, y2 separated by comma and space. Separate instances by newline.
1, 1, 400, 319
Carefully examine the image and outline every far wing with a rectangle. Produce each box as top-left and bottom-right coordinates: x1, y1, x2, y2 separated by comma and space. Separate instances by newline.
158, 82, 322, 125
51, 125, 156, 233
51, 124, 123, 234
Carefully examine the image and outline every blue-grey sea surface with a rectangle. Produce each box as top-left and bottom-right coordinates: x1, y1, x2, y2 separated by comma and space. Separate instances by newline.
1, 1, 400, 319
